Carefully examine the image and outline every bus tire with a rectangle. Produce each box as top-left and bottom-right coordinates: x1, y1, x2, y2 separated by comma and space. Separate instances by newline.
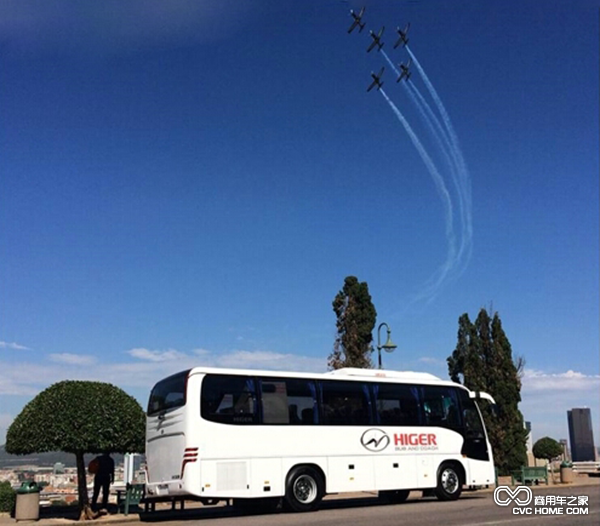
379, 489, 410, 504
284, 466, 324, 512
434, 462, 463, 501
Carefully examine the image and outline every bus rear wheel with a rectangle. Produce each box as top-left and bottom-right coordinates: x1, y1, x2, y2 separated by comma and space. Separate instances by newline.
434, 463, 463, 501
284, 466, 324, 512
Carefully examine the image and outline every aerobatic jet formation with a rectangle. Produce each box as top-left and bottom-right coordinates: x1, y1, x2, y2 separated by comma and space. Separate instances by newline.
346, 11, 414, 93
394, 23, 410, 48
396, 58, 412, 82
367, 27, 385, 52
347, 7, 365, 33
367, 67, 385, 92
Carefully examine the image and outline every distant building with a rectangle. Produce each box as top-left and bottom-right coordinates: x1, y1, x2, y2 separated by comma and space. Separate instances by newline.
559, 439, 570, 461
525, 421, 533, 452
524, 421, 536, 466
123, 453, 145, 484
567, 408, 596, 462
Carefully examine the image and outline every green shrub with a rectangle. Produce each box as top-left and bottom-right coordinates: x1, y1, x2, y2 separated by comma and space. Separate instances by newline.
0, 481, 16, 513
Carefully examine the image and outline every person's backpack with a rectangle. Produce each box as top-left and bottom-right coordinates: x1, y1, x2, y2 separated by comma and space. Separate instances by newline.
88, 458, 99, 474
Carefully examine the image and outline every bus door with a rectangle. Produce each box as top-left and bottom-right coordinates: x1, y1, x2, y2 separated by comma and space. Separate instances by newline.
458, 389, 489, 461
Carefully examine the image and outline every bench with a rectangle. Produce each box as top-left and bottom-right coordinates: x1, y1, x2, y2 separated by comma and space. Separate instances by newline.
117, 483, 145, 515
511, 466, 548, 486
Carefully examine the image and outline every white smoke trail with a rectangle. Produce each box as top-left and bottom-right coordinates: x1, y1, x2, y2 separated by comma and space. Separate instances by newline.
381, 49, 461, 256
381, 49, 400, 78
381, 49, 470, 300
406, 46, 473, 271
379, 88, 457, 301
385, 47, 472, 279
380, 51, 449, 156
406, 82, 457, 177
405, 81, 469, 276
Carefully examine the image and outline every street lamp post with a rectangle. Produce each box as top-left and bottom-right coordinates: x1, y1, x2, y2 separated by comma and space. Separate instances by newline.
376, 322, 398, 369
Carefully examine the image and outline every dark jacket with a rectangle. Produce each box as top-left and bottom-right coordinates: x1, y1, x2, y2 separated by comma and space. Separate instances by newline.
95, 454, 115, 482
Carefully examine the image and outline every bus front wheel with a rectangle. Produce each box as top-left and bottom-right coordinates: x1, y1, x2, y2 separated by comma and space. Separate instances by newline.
284, 466, 324, 512
434, 462, 463, 501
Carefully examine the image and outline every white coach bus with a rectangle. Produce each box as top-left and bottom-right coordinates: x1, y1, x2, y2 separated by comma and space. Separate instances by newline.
145, 367, 496, 512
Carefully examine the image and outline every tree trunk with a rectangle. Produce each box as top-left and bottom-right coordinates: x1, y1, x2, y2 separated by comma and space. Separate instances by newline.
75, 451, 97, 521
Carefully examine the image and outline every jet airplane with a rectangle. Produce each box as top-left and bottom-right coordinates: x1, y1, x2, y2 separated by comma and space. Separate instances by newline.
396, 58, 412, 82
347, 7, 365, 34
393, 23, 410, 48
367, 27, 385, 52
367, 67, 385, 92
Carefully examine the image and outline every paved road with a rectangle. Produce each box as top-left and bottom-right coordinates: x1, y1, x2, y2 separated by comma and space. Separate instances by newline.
139, 485, 600, 526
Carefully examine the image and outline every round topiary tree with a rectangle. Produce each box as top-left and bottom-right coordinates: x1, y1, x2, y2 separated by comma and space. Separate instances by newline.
533, 436, 564, 483
532, 436, 564, 462
5, 381, 145, 520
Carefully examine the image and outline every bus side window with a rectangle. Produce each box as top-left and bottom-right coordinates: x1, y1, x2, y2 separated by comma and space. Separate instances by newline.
320, 380, 371, 426
287, 379, 318, 426
422, 386, 462, 429
301, 407, 314, 424
261, 380, 289, 424
373, 383, 419, 426
148, 370, 190, 416
443, 388, 461, 427
288, 404, 300, 424
260, 378, 318, 425
201, 375, 258, 425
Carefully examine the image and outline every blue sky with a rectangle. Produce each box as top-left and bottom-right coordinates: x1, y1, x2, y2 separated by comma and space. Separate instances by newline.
1, 0, 598, 449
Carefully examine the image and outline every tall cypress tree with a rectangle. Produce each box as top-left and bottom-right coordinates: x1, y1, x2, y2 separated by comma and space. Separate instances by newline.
447, 313, 470, 384
490, 313, 528, 472
448, 313, 485, 392
329, 276, 377, 370
447, 308, 527, 474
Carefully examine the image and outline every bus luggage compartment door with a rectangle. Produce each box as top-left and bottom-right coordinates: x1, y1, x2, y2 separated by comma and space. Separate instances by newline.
327, 457, 375, 493
374, 456, 418, 491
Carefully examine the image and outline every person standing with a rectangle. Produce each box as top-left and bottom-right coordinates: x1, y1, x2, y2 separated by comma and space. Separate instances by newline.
91, 452, 114, 512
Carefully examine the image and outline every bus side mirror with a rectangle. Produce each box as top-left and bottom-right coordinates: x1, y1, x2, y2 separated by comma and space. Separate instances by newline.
469, 391, 496, 404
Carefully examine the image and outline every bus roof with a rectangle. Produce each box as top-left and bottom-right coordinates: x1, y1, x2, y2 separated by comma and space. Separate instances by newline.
185, 366, 461, 388
326, 367, 442, 382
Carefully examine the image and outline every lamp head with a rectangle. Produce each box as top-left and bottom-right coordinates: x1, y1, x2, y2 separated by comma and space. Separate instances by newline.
382, 333, 397, 353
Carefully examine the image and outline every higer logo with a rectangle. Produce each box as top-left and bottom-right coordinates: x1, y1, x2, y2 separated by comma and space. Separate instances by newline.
360, 429, 390, 452
394, 433, 437, 446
